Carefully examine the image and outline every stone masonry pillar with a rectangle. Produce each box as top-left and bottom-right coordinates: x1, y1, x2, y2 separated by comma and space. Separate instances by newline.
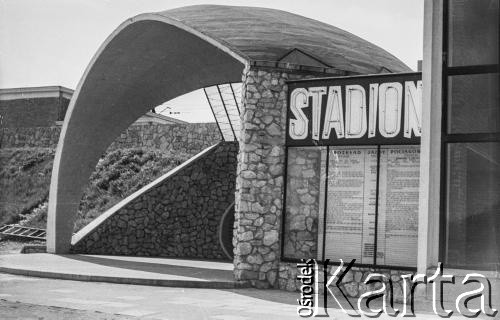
233, 66, 311, 288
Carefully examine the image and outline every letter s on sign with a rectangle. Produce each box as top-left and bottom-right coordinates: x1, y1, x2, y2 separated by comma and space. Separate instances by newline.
289, 88, 309, 140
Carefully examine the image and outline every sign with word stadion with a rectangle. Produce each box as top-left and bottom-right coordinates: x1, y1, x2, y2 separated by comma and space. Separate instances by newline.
286, 73, 422, 146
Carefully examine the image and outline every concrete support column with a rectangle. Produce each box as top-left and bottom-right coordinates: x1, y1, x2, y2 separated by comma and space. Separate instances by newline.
418, 0, 443, 277
233, 66, 293, 288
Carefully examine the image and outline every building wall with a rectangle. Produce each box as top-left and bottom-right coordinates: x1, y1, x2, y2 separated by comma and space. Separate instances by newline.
282, 147, 322, 260
71, 142, 238, 260
233, 67, 314, 288
1, 123, 221, 154
0, 97, 69, 128
0, 126, 61, 148
108, 123, 221, 154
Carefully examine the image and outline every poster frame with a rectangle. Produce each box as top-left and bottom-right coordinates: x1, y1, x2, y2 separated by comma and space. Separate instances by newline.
281, 73, 423, 271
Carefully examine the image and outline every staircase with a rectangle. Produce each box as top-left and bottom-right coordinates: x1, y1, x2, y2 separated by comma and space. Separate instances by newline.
0, 224, 46, 241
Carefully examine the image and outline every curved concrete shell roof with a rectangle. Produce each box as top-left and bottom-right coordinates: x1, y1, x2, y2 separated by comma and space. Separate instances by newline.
47, 5, 410, 253
155, 5, 410, 74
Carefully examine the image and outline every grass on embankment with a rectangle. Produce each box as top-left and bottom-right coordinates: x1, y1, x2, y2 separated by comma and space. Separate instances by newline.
0, 147, 191, 232
0, 148, 54, 227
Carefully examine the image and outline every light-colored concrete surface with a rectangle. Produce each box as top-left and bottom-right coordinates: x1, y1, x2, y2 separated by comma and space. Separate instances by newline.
0, 254, 246, 288
0, 273, 492, 319
0, 254, 496, 319
0, 299, 136, 320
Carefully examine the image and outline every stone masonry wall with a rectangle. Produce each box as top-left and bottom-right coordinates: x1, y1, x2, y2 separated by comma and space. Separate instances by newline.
282, 147, 323, 259
0, 97, 69, 128
0, 126, 61, 148
107, 123, 221, 154
1, 123, 220, 154
278, 262, 413, 303
235, 68, 416, 299
234, 67, 314, 288
71, 142, 238, 260
233, 67, 414, 298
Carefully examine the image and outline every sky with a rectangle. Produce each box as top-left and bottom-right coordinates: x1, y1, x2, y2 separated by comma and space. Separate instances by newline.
0, 0, 424, 122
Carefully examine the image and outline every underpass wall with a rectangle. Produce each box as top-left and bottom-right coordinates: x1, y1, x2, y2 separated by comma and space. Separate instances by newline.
71, 142, 238, 260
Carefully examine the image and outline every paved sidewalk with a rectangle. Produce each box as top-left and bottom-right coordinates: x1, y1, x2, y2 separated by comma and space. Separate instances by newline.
0, 273, 490, 320
0, 253, 246, 288
0, 254, 496, 319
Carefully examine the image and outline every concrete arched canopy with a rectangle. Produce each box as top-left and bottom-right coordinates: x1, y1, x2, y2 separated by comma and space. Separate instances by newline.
47, 15, 246, 253
47, 5, 411, 253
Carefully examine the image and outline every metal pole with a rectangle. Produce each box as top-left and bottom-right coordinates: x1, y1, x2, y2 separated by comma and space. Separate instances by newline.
203, 88, 224, 140
229, 83, 241, 115
216, 85, 236, 141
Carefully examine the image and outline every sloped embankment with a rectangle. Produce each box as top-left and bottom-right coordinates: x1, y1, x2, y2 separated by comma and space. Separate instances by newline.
0, 147, 191, 232
0, 148, 54, 227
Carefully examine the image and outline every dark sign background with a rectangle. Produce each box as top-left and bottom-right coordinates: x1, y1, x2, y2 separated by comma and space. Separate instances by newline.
286, 72, 422, 146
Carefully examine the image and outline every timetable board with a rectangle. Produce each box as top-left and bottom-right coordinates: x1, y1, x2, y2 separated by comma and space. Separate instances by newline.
323, 146, 419, 267
377, 146, 420, 266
